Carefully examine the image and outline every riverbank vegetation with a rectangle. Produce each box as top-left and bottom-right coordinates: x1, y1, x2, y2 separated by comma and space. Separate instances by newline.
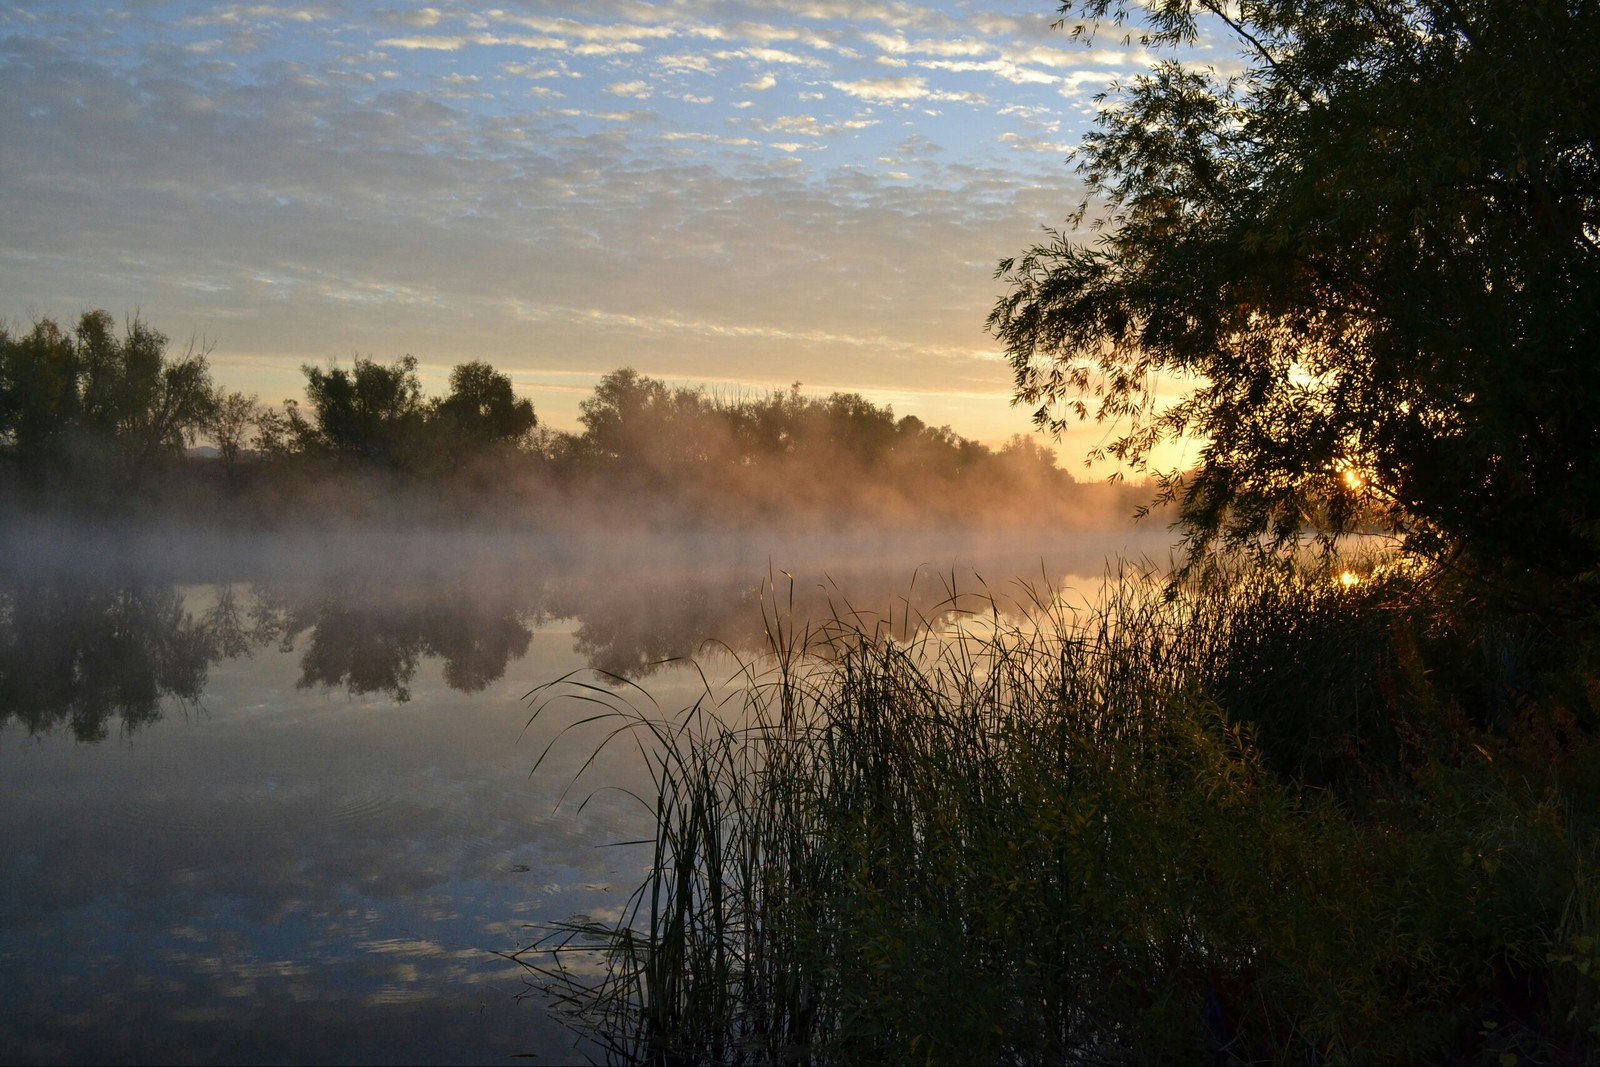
0, 316, 1140, 533
521, 559, 1600, 1064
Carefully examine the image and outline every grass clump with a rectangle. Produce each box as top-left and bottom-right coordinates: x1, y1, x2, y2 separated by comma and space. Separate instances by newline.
514, 560, 1600, 1064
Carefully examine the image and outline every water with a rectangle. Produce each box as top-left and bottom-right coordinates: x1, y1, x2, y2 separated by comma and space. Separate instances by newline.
0, 523, 1169, 1064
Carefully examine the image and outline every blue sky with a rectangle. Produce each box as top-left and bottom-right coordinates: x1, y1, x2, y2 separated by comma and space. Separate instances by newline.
1, 2, 1226, 458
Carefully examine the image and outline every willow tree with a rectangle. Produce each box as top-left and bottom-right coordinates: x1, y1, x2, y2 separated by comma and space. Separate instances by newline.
989, 1, 1599, 595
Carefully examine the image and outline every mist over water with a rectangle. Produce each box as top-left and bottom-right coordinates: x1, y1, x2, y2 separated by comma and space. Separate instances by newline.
0, 510, 1175, 1063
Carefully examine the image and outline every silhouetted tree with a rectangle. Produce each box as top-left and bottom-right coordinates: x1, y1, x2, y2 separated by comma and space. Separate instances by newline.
208, 391, 262, 482
0, 318, 79, 483
989, 1, 1599, 594
300, 355, 425, 467
817, 392, 897, 463
249, 400, 305, 460
435, 360, 536, 454
577, 367, 721, 471
0, 311, 218, 487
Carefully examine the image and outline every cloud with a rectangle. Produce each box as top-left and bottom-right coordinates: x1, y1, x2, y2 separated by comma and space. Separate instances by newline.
829, 75, 928, 102
376, 33, 550, 51
909, 37, 992, 58
755, 114, 820, 135
658, 52, 716, 74
920, 59, 1059, 86
551, 107, 653, 122
708, 21, 839, 52
830, 76, 986, 106
604, 80, 652, 98
502, 62, 572, 79
0, 0, 1112, 449
713, 47, 822, 68
998, 131, 1072, 154
1004, 44, 1141, 69
373, 7, 443, 29
751, 114, 877, 138
179, 4, 331, 28
489, 12, 678, 45
572, 42, 645, 56
862, 31, 910, 54
661, 131, 755, 146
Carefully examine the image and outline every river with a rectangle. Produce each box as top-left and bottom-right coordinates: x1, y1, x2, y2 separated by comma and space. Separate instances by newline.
0, 520, 1170, 1064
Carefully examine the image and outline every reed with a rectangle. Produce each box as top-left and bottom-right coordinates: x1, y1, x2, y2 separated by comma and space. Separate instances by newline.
514, 560, 1600, 1064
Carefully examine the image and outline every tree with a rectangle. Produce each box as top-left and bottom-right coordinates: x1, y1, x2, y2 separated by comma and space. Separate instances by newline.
208, 391, 263, 482
74, 311, 219, 484
989, 1, 1599, 593
817, 392, 898, 464
248, 401, 305, 460
434, 361, 536, 453
0, 318, 80, 482
0, 311, 218, 486
577, 367, 720, 469
300, 355, 425, 467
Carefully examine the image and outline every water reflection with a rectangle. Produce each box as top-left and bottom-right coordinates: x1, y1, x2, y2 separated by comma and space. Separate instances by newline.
0, 542, 1122, 741
255, 578, 541, 701
0, 581, 214, 741
548, 564, 981, 678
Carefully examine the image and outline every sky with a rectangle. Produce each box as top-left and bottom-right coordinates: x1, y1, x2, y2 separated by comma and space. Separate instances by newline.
0, 2, 1227, 464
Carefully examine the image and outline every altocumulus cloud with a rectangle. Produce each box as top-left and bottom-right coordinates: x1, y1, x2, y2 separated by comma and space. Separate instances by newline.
0, 1, 1228, 448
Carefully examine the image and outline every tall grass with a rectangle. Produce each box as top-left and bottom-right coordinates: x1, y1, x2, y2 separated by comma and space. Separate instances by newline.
514, 560, 1600, 1064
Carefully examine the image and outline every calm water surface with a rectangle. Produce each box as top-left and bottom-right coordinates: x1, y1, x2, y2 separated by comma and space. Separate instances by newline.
0, 524, 1166, 1064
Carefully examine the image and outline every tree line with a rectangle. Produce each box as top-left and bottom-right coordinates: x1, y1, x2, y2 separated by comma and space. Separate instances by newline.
0, 310, 1105, 524
0, 311, 536, 486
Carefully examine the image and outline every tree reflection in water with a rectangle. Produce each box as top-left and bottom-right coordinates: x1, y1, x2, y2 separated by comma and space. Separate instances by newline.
0, 572, 546, 739
254, 579, 538, 702
548, 562, 982, 680
0, 581, 213, 742
0, 553, 1029, 741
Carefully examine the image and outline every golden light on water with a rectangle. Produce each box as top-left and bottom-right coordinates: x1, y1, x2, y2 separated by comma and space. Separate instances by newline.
1339, 571, 1360, 588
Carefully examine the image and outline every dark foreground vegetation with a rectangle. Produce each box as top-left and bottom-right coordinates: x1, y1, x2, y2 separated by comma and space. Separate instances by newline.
521, 560, 1600, 1063
514, 0, 1600, 1062
0, 314, 1136, 532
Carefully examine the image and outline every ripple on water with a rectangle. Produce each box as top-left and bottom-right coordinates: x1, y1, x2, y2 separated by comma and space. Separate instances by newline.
104, 781, 409, 847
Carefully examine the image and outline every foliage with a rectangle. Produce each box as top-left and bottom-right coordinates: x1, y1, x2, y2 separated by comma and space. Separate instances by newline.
434, 360, 537, 454
579, 367, 678, 465
559, 366, 1086, 523
299, 354, 428, 467
988, 1, 1600, 595
518, 563, 1600, 1064
207, 390, 262, 481
0, 310, 219, 486
267, 356, 540, 480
